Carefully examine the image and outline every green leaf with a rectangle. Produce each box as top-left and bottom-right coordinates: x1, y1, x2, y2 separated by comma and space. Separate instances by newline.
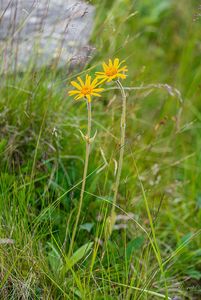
104, 211, 116, 241
0, 139, 7, 153
180, 233, 193, 245
186, 269, 201, 280
64, 242, 93, 271
47, 242, 62, 273
126, 236, 144, 258
79, 223, 94, 233
196, 194, 201, 209
70, 287, 82, 299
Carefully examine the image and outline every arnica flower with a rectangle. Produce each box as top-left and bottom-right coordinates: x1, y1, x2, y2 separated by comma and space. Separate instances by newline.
68, 74, 104, 102
96, 58, 128, 82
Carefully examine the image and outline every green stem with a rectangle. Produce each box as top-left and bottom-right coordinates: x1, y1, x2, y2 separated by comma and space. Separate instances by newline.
68, 100, 92, 256
111, 80, 126, 217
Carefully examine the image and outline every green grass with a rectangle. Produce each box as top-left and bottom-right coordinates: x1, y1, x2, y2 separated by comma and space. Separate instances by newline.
0, 0, 201, 299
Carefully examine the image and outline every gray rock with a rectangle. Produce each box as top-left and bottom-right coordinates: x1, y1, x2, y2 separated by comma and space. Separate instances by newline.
0, 0, 95, 71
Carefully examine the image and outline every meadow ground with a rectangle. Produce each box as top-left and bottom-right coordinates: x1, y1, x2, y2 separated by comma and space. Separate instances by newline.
0, 0, 201, 299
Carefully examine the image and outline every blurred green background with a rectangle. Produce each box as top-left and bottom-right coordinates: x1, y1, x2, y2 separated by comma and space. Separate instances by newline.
0, 0, 200, 299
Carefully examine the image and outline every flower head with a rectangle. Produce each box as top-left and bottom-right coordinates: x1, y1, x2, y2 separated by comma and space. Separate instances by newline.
96, 58, 128, 82
68, 74, 104, 102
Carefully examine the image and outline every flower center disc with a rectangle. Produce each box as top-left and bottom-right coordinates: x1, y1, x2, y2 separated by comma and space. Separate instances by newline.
82, 86, 92, 95
106, 67, 117, 77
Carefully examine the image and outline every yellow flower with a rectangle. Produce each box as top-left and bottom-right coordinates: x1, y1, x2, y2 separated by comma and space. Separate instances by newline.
96, 58, 128, 82
68, 74, 104, 102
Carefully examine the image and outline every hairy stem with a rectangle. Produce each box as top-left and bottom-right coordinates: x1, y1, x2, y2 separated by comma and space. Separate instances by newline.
111, 80, 126, 217
68, 101, 91, 256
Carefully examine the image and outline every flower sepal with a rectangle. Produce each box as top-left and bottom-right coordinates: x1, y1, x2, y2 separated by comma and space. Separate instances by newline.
79, 129, 97, 144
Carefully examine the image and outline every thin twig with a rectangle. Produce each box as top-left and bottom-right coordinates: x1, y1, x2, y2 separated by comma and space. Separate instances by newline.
103, 83, 183, 103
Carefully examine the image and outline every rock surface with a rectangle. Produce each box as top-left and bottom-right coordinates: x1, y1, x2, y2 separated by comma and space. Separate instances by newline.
0, 0, 95, 71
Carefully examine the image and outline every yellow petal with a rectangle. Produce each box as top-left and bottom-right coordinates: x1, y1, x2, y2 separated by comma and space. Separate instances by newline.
118, 66, 128, 72
95, 75, 107, 79
86, 94, 91, 102
85, 74, 91, 86
95, 77, 107, 85
75, 94, 83, 100
71, 81, 82, 90
91, 78, 98, 87
69, 90, 80, 95
107, 75, 116, 82
102, 62, 108, 72
93, 88, 104, 92
114, 58, 119, 68
77, 76, 84, 87
91, 92, 101, 97
117, 73, 126, 79
109, 59, 113, 67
